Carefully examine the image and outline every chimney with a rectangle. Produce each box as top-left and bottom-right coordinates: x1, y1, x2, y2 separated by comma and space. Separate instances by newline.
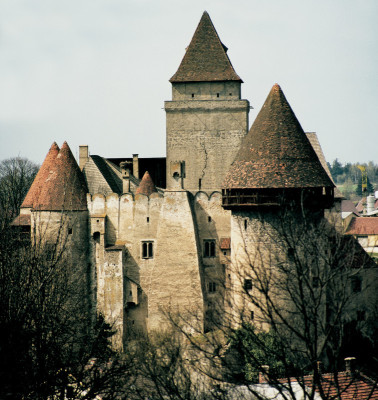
79, 145, 89, 170
133, 154, 139, 179
120, 161, 132, 193
259, 365, 270, 383
367, 195, 375, 214
345, 357, 356, 374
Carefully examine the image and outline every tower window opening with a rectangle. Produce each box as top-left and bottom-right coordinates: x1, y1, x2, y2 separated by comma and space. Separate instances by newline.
199, 178, 202, 190
208, 216, 212, 223
68, 228, 73, 235
229, 93, 232, 96
208, 282, 217, 293
192, 93, 194, 98
204, 239, 216, 258
142, 241, 154, 259
147, 217, 150, 223
244, 219, 248, 230
244, 279, 252, 292
216, 93, 220, 98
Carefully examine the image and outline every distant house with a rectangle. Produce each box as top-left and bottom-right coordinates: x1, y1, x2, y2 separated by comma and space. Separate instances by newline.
345, 217, 378, 259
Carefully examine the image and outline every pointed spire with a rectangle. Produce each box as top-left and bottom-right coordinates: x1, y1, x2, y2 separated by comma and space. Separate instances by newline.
170, 11, 242, 83
223, 84, 334, 189
21, 142, 60, 208
136, 171, 158, 196
35, 142, 88, 211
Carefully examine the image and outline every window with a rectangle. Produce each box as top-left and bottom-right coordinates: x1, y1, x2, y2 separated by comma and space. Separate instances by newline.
244, 219, 248, 230
142, 241, 154, 259
204, 240, 216, 258
146, 217, 150, 223
351, 276, 362, 293
216, 93, 220, 98
68, 227, 73, 235
191, 93, 194, 98
250, 311, 254, 320
208, 216, 212, 223
208, 282, 216, 293
244, 279, 252, 292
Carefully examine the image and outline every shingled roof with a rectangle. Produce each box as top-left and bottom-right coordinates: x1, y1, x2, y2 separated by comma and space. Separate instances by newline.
21, 142, 60, 208
222, 84, 334, 189
170, 11, 242, 83
35, 142, 88, 211
136, 171, 158, 196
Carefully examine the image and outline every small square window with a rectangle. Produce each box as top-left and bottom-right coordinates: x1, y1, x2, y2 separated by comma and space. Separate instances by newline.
204, 239, 216, 258
142, 241, 154, 259
68, 228, 73, 235
244, 279, 252, 292
208, 282, 216, 293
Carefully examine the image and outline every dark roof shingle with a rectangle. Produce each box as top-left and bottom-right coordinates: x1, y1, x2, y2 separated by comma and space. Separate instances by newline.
170, 11, 242, 83
222, 84, 334, 190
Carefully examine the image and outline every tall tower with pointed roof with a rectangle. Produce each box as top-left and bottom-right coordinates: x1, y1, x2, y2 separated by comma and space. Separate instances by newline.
165, 11, 250, 192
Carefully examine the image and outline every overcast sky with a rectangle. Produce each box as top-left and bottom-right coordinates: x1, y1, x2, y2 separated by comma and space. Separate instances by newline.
0, 0, 377, 166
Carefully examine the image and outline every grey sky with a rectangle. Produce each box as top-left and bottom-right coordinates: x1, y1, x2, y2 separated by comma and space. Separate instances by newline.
0, 0, 377, 165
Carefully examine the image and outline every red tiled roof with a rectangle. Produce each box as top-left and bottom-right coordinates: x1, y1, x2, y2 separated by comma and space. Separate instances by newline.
222, 84, 334, 190
35, 142, 88, 211
136, 171, 157, 196
21, 142, 60, 208
220, 237, 231, 250
345, 217, 378, 235
170, 11, 242, 83
302, 372, 378, 400
10, 214, 31, 226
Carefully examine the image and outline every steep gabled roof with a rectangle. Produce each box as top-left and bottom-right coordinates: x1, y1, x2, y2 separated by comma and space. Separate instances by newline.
21, 142, 60, 208
222, 84, 334, 189
136, 171, 157, 196
35, 142, 88, 211
170, 11, 242, 83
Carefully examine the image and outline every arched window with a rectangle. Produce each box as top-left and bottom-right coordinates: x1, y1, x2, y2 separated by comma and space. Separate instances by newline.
142, 241, 154, 259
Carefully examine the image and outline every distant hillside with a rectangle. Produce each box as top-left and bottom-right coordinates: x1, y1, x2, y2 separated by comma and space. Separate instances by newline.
327, 160, 378, 200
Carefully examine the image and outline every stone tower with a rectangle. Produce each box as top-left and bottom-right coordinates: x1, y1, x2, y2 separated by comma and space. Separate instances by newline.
165, 11, 250, 193
222, 84, 335, 326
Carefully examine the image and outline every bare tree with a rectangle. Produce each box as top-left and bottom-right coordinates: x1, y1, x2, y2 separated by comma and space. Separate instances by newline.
155, 209, 378, 399
0, 157, 39, 226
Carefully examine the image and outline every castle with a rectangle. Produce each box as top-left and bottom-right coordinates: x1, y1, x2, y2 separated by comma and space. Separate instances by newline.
15, 12, 372, 349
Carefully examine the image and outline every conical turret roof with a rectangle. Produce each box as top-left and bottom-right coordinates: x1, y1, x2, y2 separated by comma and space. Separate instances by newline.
136, 171, 158, 196
170, 11, 242, 83
223, 84, 334, 189
35, 142, 88, 211
21, 142, 60, 208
